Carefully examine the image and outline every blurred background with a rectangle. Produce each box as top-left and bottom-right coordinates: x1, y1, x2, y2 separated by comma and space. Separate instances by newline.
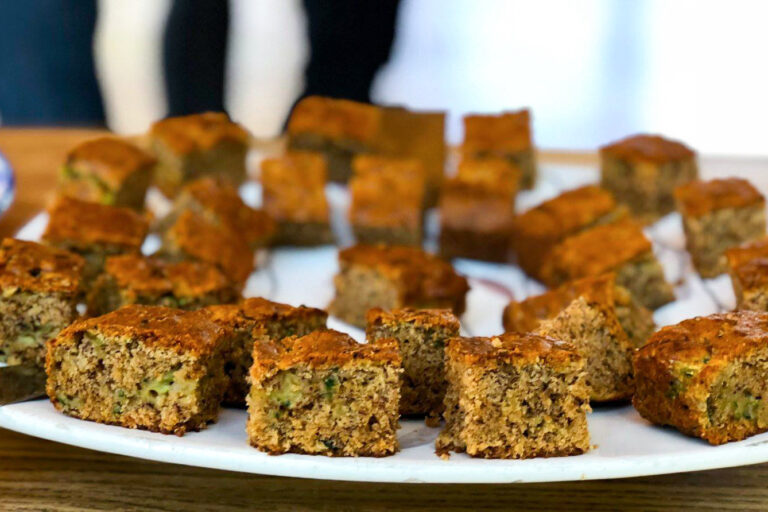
2, 0, 767, 155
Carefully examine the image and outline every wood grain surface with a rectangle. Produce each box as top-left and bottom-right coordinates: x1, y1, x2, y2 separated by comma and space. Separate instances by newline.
1, 128, 767, 512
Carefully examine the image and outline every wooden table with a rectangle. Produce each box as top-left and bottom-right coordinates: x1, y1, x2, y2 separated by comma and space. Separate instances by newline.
2, 128, 768, 511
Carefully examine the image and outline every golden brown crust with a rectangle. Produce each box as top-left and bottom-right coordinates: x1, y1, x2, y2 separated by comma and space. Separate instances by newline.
455, 157, 520, 198
637, 311, 768, 366
66, 137, 156, 187
339, 244, 469, 306
600, 134, 695, 164
365, 307, 461, 331
633, 311, 768, 444
286, 96, 382, 142
349, 156, 425, 229
50, 304, 229, 356
260, 151, 329, 223
163, 210, 253, 284
513, 186, 624, 278
250, 329, 401, 379
503, 273, 619, 333
177, 178, 275, 246
462, 110, 532, 155
445, 332, 581, 368
206, 297, 327, 328
541, 219, 652, 284
43, 197, 149, 250
149, 112, 249, 155
103, 254, 233, 297
675, 178, 765, 218
0, 238, 84, 294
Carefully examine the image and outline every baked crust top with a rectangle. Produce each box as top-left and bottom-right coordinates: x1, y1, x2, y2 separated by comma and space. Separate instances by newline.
0, 238, 84, 294
514, 185, 621, 241
250, 329, 401, 378
150, 112, 249, 155
287, 96, 382, 142
462, 110, 532, 154
636, 311, 768, 368
66, 137, 156, 187
365, 307, 460, 331
163, 210, 253, 283
338, 244, 470, 304
674, 178, 765, 217
175, 178, 275, 246
103, 254, 233, 297
51, 304, 229, 356
349, 158, 425, 228
600, 134, 695, 164
542, 219, 652, 280
503, 273, 621, 333
205, 297, 327, 329
261, 151, 329, 222
456, 157, 520, 197
445, 332, 582, 368
43, 196, 149, 249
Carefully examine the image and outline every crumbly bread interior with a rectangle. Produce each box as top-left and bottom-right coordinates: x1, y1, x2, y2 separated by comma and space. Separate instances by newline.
616, 254, 674, 310
613, 286, 656, 346
436, 357, 590, 458
273, 220, 333, 247
47, 332, 226, 435
705, 357, 768, 444
0, 291, 76, 365
368, 322, 453, 418
330, 266, 400, 327
225, 318, 326, 406
536, 297, 636, 401
247, 364, 400, 456
683, 205, 766, 278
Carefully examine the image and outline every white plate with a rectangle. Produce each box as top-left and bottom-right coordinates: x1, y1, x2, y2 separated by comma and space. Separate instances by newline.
1, 161, 767, 484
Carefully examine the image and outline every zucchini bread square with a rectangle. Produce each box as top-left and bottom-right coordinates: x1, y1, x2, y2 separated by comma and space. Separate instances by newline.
512, 185, 626, 281
260, 151, 334, 246
0, 238, 84, 365
436, 332, 590, 459
160, 210, 254, 286
726, 237, 768, 311
366, 307, 460, 420
540, 219, 674, 310
439, 168, 516, 263
461, 109, 537, 189
87, 254, 240, 316
247, 329, 402, 456
375, 107, 446, 207
349, 155, 426, 246
205, 297, 327, 405
58, 137, 155, 210
286, 96, 382, 182
675, 178, 766, 278
42, 196, 149, 286
329, 244, 470, 327
158, 178, 275, 250
633, 311, 768, 445
148, 112, 250, 198
46, 305, 231, 435
504, 273, 655, 401
600, 134, 698, 221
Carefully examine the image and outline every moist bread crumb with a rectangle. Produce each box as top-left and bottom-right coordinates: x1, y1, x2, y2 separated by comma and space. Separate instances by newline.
436, 332, 590, 459
247, 329, 402, 456
633, 311, 768, 445
46, 305, 231, 436
0, 238, 85, 365
366, 307, 460, 421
